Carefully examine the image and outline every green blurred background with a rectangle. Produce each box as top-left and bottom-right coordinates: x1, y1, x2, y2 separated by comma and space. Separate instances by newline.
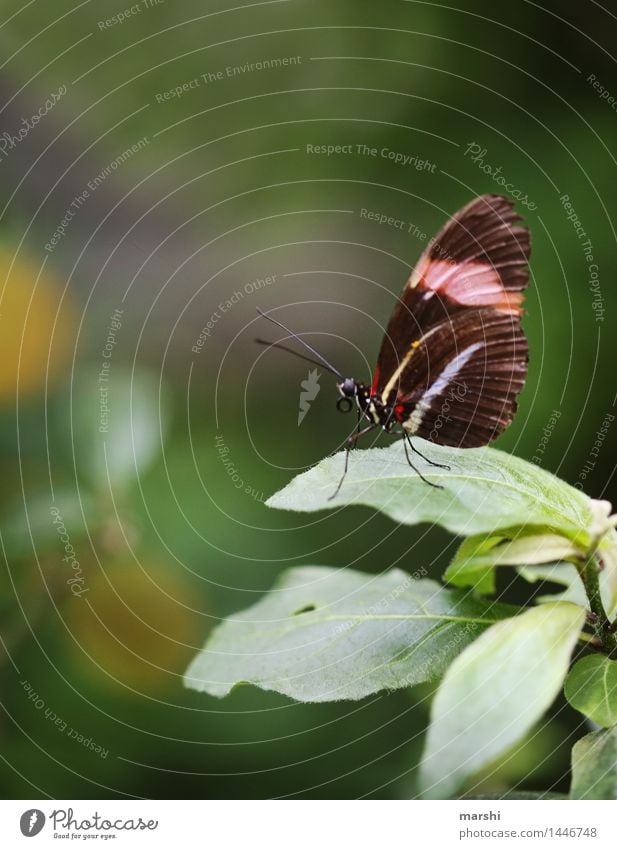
0, 0, 615, 798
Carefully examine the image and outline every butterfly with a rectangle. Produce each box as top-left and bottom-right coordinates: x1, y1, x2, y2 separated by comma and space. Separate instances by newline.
257, 193, 531, 496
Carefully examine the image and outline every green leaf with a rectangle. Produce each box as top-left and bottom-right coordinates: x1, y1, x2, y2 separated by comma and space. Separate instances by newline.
267, 442, 594, 541
595, 530, 617, 619
445, 532, 584, 596
443, 535, 505, 595
570, 728, 617, 799
419, 602, 586, 799
184, 566, 517, 703
444, 499, 617, 604
455, 534, 581, 571
565, 656, 617, 728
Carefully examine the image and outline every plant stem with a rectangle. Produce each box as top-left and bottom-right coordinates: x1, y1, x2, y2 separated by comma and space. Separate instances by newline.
579, 554, 617, 657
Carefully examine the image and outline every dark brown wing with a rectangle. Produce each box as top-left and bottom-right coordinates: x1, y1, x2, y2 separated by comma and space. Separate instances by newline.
389, 308, 528, 447
372, 194, 531, 447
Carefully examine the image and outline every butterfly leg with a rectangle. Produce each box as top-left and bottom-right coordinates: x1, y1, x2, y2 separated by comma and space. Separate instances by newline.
354, 408, 362, 442
407, 435, 451, 470
391, 428, 450, 471
402, 434, 444, 489
328, 423, 377, 500
328, 409, 362, 459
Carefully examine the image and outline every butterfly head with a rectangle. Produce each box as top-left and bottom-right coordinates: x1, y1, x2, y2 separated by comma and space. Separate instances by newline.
336, 377, 361, 413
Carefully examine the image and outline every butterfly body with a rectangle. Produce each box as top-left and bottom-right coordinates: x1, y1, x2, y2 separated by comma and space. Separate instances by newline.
336, 378, 396, 429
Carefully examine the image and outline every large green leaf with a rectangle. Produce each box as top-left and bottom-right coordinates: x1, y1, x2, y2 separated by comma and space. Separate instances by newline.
419, 602, 585, 799
570, 728, 617, 799
565, 656, 617, 728
266, 442, 594, 540
184, 566, 517, 703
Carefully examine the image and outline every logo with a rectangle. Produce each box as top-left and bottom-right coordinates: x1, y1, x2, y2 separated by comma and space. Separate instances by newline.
298, 368, 321, 425
20, 810, 45, 837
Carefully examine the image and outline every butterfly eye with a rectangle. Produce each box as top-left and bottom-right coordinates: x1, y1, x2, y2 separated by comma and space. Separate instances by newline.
336, 397, 353, 413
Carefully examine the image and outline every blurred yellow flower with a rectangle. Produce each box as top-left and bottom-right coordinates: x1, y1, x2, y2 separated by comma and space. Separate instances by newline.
0, 245, 73, 401
65, 558, 204, 696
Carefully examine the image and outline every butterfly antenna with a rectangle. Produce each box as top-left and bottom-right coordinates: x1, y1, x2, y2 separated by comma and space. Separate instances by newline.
255, 307, 344, 379
254, 338, 338, 373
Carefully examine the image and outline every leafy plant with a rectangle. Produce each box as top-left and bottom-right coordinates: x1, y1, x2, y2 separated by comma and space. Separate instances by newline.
185, 440, 617, 799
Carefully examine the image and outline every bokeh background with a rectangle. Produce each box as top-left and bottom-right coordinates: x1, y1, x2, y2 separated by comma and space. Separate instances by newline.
1, 0, 616, 799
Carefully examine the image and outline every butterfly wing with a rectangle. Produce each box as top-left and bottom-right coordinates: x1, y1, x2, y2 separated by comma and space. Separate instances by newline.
372, 194, 531, 447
